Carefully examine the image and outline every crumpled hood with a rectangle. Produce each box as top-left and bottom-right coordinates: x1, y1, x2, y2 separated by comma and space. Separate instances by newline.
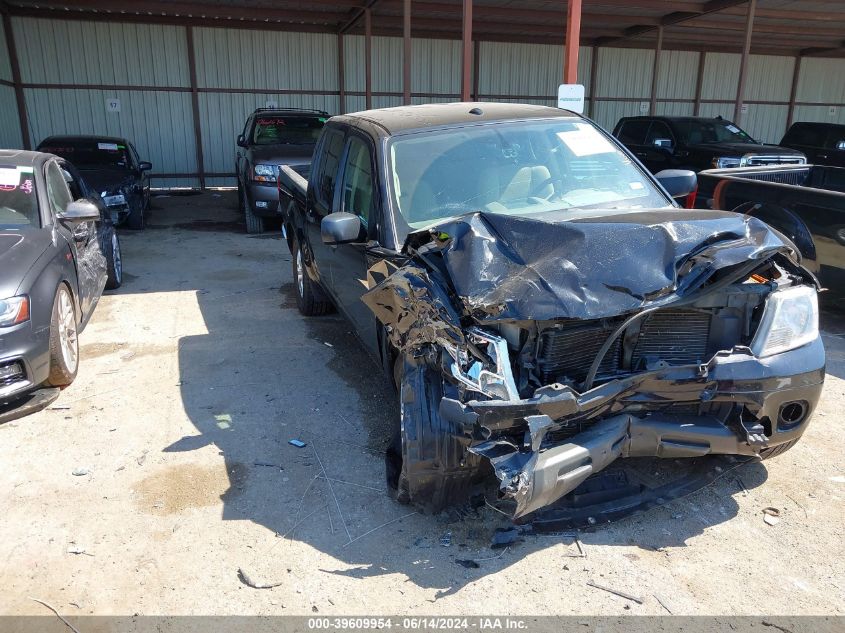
687, 141, 804, 158
78, 168, 134, 195
0, 229, 51, 298
407, 208, 798, 322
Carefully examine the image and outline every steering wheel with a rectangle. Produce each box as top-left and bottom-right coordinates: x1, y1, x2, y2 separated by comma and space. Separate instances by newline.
530, 176, 562, 201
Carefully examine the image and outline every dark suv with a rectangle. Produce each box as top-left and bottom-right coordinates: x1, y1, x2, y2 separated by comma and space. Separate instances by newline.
235, 108, 328, 233
780, 121, 845, 167
612, 116, 805, 174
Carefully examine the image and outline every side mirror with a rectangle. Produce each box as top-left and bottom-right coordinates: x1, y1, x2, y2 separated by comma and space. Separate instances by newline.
237, 135, 248, 148
655, 169, 697, 199
836, 140, 845, 151
321, 212, 362, 245
58, 200, 100, 223
138, 161, 152, 171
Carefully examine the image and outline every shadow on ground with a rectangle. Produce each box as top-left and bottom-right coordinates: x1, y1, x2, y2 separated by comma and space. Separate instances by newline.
121, 192, 778, 597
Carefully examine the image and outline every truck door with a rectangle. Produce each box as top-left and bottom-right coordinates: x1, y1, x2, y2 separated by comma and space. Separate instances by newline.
326, 134, 380, 354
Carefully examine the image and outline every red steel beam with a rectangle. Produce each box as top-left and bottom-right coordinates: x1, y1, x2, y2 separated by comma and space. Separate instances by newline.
563, 0, 581, 84
461, 0, 472, 101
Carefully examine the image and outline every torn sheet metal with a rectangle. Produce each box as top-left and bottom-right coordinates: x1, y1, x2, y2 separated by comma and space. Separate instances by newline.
401, 210, 798, 322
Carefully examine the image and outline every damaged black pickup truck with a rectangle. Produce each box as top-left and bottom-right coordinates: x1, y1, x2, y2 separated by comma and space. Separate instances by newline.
279, 103, 825, 519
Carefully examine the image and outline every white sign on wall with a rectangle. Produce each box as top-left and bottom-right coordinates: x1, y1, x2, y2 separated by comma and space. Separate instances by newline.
557, 84, 585, 114
740, 104, 749, 114
105, 98, 121, 113
829, 106, 838, 116
639, 102, 649, 113
265, 100, 279, 109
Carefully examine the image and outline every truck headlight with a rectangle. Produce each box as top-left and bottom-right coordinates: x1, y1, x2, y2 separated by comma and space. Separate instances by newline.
751, 286, 818, 357
252, 164, 277, 183
0, 296, 30, 327
712, 157, 742, 168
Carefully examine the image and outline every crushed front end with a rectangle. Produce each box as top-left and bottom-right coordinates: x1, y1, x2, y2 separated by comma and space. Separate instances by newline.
364, 211, 825, 519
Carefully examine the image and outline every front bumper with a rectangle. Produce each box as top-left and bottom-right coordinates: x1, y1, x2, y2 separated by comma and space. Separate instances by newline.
0, 320, 51, 404
105, 203, 130, 225
442, 337, 825, 518
245, 182, 281, 218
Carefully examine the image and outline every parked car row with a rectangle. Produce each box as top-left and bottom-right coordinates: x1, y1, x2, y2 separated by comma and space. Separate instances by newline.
276, 102, 825, 519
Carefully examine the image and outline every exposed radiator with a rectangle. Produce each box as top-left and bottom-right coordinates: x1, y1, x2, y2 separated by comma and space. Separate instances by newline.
535, 308, 715, 385
631, 309, 712, 370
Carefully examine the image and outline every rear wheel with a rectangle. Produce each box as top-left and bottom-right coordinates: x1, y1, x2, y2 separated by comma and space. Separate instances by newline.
292, 238, 332, 316
45, 285, 79, 388
104, 231, 123, 289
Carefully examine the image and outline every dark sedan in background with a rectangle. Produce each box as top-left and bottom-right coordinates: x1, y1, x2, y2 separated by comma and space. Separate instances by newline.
37, 135, 152, 229
0, 150, 115, 420
613, 115, 805, 174
235, 107, 327, 233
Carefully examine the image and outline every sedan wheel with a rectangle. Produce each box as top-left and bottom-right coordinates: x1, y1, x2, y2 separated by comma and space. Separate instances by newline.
46, 285, 79, 387
105, 231, 123, 289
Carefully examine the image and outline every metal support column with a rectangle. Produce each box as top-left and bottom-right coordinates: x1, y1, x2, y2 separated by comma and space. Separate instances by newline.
563, 0, 582, 84
403, 0, 411, 105
649, 26, 663, 115
461, 0, 473, 101
185, 26, 206, 189
733, 0, 757, 123
365, 8, 373, 109
2, 12, 30, 149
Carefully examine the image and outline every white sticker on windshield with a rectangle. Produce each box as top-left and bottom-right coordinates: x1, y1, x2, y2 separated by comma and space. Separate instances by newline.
726, 125, 741, 134
557, 123, 617, 157
98, 143, 119, 151
0, 168, 21, 188
629, 181, 645, 190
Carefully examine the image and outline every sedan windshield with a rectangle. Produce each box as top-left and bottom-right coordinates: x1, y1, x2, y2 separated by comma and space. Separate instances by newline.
39, 140, 131, 170
389, 119, 670, 230
0, 165, 38, 227
252, 116, 325, 145
674, 119, 756, 145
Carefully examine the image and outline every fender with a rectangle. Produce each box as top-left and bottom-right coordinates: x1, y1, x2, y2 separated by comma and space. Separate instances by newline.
730, 201, 817, 267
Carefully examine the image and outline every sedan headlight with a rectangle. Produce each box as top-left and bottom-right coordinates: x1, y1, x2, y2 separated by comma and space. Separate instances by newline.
751, 285, 818, 357
0, 296, 30, 327
252, 164, 277, 183
712, 157, 743, 169
102, 193, 126, 207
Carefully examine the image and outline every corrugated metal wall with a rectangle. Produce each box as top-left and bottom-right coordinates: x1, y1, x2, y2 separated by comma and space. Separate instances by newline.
0, 18, 23, 149
0, 14, 844, 184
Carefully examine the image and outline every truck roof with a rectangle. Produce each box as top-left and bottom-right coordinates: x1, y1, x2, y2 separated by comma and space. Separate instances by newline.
38, 135, 129, 146
337, 102, 579, 135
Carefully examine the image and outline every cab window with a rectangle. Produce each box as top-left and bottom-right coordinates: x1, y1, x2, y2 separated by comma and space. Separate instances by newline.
340, 137, 375, 229
45, 161, 73, 218
315, 128, 346, 210
617, 119, 651, 145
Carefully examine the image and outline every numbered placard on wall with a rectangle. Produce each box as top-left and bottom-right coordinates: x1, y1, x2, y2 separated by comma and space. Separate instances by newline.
106, 98, 121, 113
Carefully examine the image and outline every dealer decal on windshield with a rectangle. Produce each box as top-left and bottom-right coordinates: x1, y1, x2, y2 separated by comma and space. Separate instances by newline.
97, 142, 120, 151
557, 122, 617, 157
0, 166, 32, 191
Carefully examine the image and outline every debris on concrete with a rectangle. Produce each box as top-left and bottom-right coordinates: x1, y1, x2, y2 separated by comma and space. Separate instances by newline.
253, 462, 283, 469
654, 593, 673, 614
67, 543, 93, 556
71, 468, 90, 476
455, 559, 480, 569
586, 580, 644, 604
763, 507, 781, 526
237, 567, 284, 589
439, 531, 452, 547
830, 475, 845, 483
288, 439, 307, 448
29, 597, 82, 633
491, 527, 523, 549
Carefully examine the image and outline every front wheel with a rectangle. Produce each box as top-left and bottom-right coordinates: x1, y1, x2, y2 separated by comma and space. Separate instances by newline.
104, 231, 123, 289
45, 285, 79, 388
240, 185, 264, 234
292, 238, 333, 316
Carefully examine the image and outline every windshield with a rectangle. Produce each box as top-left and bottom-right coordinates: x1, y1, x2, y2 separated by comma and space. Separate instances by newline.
389, 119, 670, 230
39, 140, 131, 170
251, 116, 325, 145
0, 165, 38, 227
674, 119, 756, 145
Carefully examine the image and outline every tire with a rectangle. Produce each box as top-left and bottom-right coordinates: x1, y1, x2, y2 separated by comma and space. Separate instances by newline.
104, 230, 123, 290
292, 238, 333, 316
387, 354, 483, 513
45, 285, 79, 388
760, 438, 799, 460
239, 184, 264, 234
126, 202, 145, 230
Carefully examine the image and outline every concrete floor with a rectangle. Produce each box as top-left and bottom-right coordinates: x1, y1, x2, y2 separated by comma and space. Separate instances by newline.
1, 191, 843, 616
